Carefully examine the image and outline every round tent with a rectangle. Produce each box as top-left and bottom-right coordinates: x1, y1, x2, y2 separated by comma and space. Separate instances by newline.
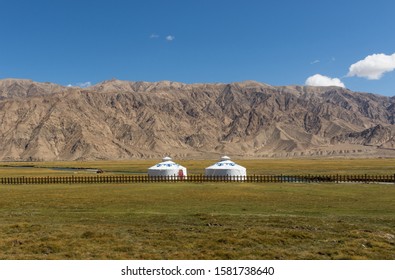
205, 156, 247, 180
147, 157, 187, 179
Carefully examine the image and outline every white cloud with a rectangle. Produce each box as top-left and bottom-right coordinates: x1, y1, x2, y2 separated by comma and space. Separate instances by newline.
165, 35, 175, 41
310, 60, 320, 64
67, 82, 92, 88
150, 34, 159, 39
347, 53, 395, 80
77, 82, 92, 88
305, 74, 345, 88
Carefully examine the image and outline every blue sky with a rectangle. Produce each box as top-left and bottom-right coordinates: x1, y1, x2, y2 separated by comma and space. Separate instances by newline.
1, 0, 394, 95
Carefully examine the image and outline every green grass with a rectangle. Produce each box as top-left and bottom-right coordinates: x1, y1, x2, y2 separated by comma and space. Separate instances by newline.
1, 182, 394, 259
2, 158, 395, 176
1, 158, 395, 259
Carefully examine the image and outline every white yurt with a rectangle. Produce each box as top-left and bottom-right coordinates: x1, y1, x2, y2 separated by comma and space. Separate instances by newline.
147, 157, 187, 178
205, 156, 247, 180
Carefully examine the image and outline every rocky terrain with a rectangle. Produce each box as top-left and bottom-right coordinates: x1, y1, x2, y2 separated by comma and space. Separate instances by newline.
1, 78, 395, 161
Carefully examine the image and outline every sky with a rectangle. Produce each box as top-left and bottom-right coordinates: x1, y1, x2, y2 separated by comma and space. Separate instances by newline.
1, 0, 395, 96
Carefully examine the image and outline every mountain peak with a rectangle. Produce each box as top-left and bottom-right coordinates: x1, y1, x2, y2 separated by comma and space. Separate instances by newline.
1, 78, 394, 160
0, 78, 65, 99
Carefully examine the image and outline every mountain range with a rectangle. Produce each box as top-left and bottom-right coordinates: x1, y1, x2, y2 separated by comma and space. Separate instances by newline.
1, 78, 395, 161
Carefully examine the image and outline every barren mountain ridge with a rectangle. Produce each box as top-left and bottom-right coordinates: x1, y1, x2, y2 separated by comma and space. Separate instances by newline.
1, 78, 395, 161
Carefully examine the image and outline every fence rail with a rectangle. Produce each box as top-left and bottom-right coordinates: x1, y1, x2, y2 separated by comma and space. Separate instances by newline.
0, 174, 395, 185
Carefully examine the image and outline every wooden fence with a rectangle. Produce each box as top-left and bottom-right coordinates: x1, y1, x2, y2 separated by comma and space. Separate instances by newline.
0, 174, 395, 185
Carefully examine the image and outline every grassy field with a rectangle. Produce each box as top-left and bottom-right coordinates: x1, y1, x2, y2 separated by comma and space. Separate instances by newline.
2, 157, 395, 176
0, 158, 395, 260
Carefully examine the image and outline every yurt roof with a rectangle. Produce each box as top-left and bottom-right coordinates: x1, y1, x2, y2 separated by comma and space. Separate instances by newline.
205, 156, 246, 170
148, 157, 185, 170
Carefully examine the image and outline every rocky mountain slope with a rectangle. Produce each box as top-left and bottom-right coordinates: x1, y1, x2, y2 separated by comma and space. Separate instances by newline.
1, 78, 395, 161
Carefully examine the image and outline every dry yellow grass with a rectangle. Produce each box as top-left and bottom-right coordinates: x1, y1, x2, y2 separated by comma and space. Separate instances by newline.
1, 158, 395, 260
0, 181, 394, 260
1, 157, 395, 176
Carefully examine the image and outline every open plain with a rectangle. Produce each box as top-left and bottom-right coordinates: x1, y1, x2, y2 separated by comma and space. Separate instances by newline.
0, 158, 394, 260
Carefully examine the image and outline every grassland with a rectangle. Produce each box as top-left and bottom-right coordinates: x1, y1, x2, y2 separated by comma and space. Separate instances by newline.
0, 158, 395, 260
2, 157, 395, 175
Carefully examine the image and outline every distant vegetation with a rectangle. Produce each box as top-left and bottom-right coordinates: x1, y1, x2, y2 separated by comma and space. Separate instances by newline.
1, 157, 395, 175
